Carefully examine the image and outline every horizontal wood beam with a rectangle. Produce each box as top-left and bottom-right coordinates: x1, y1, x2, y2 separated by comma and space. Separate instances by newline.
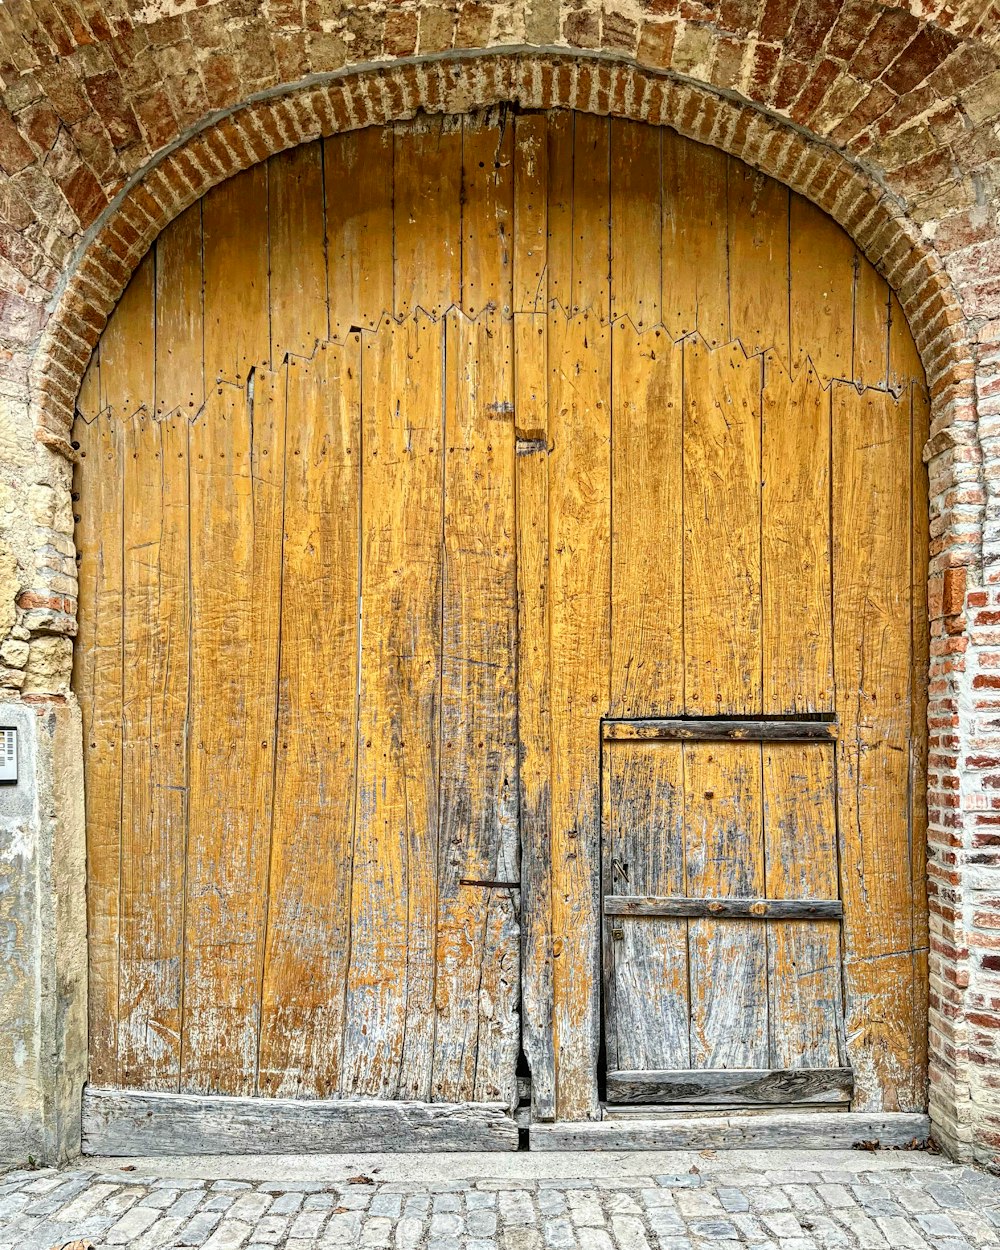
606, 1066, 853, 1105
602, 718, 838, 742
604, 896, 844, 920
82, 1088, 519, 1156
530, 1112, 930, 1151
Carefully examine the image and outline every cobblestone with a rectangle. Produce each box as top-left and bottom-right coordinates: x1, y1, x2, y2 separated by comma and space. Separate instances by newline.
1, 1151, 999, 1249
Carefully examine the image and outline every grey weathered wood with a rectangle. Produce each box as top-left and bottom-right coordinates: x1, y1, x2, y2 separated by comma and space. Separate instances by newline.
529, 1112, 931, 1151
605, 1066, 853, 1105
604, 896, 844, 920
82, 1088, 519, 1156
603, 719, 838, 742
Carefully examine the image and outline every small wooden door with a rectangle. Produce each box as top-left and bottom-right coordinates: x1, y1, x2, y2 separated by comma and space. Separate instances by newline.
602, 722, 851, 1108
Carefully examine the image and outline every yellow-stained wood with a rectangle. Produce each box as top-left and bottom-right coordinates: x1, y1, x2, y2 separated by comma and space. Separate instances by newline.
325, 126, 394, 335
202, 164, 270, 384
833, 380, 915, 1107
762, 354, 833, 713
548, 310, 611, 1119
685, 743, 768, 1068
343, 315, 443, 1100
77, 348, 101, 420
911, 379, 930, 960
763, 744, 843, 1068
394, 116, 462, 318
154, 203, 203, 419
118, 411, 189, 1091
684, 339, 762, 715
513, 113, 548, 314
462, 111, 514, 317
101, 250, 154, 419
611, 120, 660, 328
728, 161, 790, 362
257, 342, 361, 1098
268, 141, 328, 364
433, 311, 518, 1106
546, 110, 575, 311
854, 255, 890, 389
662, 132, 729, 344
182, 375, 285, 1094
75, 410, 124, 1087
789, 193, 855, 379
571, 113, 610, 319
610, 324, 682, 716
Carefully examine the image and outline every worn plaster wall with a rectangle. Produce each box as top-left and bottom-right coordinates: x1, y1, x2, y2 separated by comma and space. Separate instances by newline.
1, 0, 1000, 1162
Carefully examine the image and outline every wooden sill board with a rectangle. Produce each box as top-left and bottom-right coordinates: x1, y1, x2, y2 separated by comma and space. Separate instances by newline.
529, 1112, 930, 1151
82, 1087, 518, 1155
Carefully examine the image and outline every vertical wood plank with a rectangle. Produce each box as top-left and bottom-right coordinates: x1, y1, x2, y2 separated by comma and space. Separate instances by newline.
325, 127, 394, 336
118, 412, 189, 1091
268, 141, 328, 365
606, 742, 688, 1073
762, 353, 833, 713
911, 378, 930, 963
343, 316, 443, 1099
513, 113, 548, 315
611, 120, 660, 328
610, 323, 683, 716
833, 380, 915, 1109
683, 339, 762, 715
394, 116, 462, 318
685, 742, 768, 1069
546, 111, 574, 311
202, 164, 270, 385
100, 251, 154, 420
571, 113, 610, 319
433, 311, 518, 1107
462, 110, 514, 318
182, 374, 284, 1094
77, 348, 101, 420
789, 193, 855, 380
763, 743, 843, 1069
548, 309, 610, 1119
728, 162, 789, 363
661, 133, 729, 345
854, 256, 890, 390
257, 340, 361, 1098
515, 308, 555, 1120
154, 202, 204, 420
74, 409, 124, 1087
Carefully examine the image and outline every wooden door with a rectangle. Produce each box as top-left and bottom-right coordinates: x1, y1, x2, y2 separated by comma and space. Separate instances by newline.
75, 109, 928, 1121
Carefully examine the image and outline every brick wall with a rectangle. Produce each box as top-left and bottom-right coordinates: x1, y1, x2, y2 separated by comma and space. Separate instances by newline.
1, 0, 999, 1160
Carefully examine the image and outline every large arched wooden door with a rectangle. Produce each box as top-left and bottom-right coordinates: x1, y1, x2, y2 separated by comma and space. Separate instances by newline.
75, 108, 928, 1146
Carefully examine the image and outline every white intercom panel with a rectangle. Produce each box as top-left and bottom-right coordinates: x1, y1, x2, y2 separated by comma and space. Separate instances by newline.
0, 727, 17, 784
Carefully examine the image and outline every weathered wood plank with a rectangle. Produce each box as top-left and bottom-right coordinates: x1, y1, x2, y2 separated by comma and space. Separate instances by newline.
82, 1089, 518, 1156
462, 109, 513, 317
661, 132, 728, 345
513, 112, 548, 314
728, 161, 789, 363
433, 311, 518, 1107
182, 376, 284, 1094
609, 325, 683, 717
605, 742, 688, 1074
154, 201, 203, 419
100, 249, 154, 422
853, 255, 890, 389
548, 309, 611, 1119
257, 341, 361, 1098
605, 897, 843, 920
343, 316, 443, 1100
394, 115, 462, 318
202, 164, 269, 384
683, 340, 762, 715
546, 110, 574, 312
685, 743, 768, 1069
789, 193, 855, 380
763, 743, 845, 1069
606, 1067, 853, 1106
603, 719, 837, 742
530, 1112, 930, 1151
611, 119, 660, 328
571, 113, 610, 318
325, 126, 394, 335
514, 306, 554, 1121
762, 354, 833, 714
268, 141, 328, 363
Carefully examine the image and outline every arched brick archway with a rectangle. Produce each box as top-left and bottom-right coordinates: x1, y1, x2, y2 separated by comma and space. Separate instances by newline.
3, 10, 1000, 1162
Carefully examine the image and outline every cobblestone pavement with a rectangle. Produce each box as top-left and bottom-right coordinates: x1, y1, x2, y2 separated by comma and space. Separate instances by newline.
2, 1148, 1000, 1250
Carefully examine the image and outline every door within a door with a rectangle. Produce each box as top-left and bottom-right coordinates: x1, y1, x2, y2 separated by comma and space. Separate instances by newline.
602, 719, 852, 1109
